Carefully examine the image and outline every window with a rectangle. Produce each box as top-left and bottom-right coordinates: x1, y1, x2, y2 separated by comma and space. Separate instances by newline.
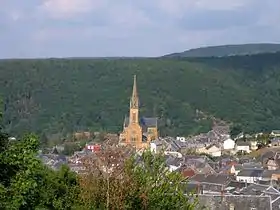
148, 128, 153, 134
132, 113, 136, 122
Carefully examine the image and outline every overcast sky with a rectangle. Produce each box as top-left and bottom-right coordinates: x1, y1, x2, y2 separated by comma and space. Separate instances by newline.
0, 0, 280, 58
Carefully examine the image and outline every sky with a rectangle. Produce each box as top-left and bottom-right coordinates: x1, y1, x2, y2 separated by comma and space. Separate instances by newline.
0, 0, 280, 58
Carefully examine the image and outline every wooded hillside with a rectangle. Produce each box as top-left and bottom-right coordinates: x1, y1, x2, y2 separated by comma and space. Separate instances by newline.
1, 52, 280, 139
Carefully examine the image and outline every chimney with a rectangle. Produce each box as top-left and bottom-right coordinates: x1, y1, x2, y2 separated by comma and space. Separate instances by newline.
221, 185, 225, 202
197, 183, 202, 194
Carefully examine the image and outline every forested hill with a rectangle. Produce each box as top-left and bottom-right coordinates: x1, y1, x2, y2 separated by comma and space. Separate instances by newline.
164, 43, 280, 58
1, 52, 280, 139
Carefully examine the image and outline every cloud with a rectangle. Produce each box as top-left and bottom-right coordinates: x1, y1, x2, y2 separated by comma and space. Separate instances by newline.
39, 0, 105, 19
0, 0, 279, 58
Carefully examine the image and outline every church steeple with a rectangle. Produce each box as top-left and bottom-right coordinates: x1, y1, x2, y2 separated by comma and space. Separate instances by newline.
130, 75, 139, 109
129, 75, 139, 124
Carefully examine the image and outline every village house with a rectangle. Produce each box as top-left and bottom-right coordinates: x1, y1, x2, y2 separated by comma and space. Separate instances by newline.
271, 137, 280, 147
85, 143, 101, 153
271, 130, 280, 137
223, 138, 235, 150
236, 168, 264, 183
150, 139, 166, 153
197, 144, 222, 157
196, 194, 271, 210
235, 141, 251, 153
267, 159, 279, 170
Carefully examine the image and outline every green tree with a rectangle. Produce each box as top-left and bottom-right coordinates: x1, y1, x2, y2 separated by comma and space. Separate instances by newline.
230, 124, 243, 139
79, 146, 196, 209
128, 151, 197, 209
0, 127, 79, 209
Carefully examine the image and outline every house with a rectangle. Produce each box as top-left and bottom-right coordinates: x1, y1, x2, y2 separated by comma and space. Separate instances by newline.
235, 141, 251, 153
240, 183, 280, 210
86, 144, 101, 153
223, 138, 235, 150
165, 156, 182, 172
267, 159, 279, 170
165, 140, 182, 152
188, 174, 233, 194
259, 169, 280, 185
196, 194, 271, 210
271, 138, 280, 147
205, 144, 222, 157
150, 139, 164, 153
250, 140, 258, 151
236, 168, 264, 183
197, 144, 222, 157
271, 130, 280, 137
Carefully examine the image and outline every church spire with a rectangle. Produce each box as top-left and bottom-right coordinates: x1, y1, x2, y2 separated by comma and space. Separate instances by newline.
130, 75, 139, 109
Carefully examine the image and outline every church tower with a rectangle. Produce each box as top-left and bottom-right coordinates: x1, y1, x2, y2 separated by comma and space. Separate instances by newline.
119, 75, 158, 149
129, 75, 139, 124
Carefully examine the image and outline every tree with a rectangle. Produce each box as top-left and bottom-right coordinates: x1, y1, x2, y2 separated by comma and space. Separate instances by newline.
40, 132, 49, 149
230, 124, 243, 139
79, 144, 197, 210
128, 151, 197, 209
0, 132, 80, 209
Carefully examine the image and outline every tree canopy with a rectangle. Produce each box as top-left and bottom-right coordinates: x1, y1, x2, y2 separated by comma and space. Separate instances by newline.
1, 52, 280, 142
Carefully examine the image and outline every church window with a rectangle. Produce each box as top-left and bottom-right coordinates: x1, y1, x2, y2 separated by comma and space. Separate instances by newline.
148, 128, 153, 134
131, 130, 137, 142
132, 112, 136, 122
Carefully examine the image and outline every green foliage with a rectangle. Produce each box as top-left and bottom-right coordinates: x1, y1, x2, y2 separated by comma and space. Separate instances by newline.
0, 131, 79, 209
79, 150, 196, 209
128, 151, 196, 209
230, 124, 243, 138
2, 52, 280, 142
63, 143, 81, 156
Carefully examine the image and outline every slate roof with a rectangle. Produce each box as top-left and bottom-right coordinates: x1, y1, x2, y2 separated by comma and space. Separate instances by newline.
242, 161, 263, 168
189, 174, 233, 186
271, 137, 280, 143
225, 181, 247, 192
240, 183, 280, 206
140, 117, 157, 127
195, 194, 271, 210
123, 116, 157, 132
261, 169, 280, 179
150, 139, 163, 146
236, 141, 250, 146
237, 168, 264, 177
182, 182, 202, 194
165, 156, 182, 167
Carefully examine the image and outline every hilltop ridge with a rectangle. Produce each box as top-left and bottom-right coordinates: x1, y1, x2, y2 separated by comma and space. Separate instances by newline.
164, 43, 280, 58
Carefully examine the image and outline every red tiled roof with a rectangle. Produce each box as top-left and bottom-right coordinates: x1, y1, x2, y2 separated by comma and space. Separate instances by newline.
182, 169, 196, 178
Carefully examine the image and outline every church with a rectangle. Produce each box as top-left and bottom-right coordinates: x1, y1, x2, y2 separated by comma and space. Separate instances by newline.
119, 75, 158, 149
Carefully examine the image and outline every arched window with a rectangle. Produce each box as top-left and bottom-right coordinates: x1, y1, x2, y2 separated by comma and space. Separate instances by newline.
132, 113, 136, 122
131, 130, 137, 142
